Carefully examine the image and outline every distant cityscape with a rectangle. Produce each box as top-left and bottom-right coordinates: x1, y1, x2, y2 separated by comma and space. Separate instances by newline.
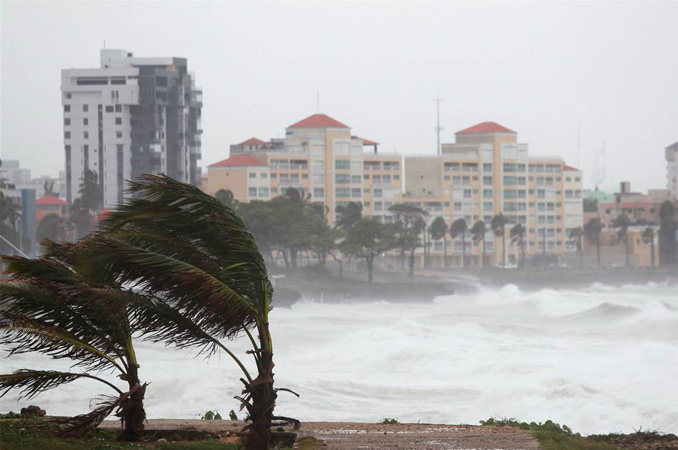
1, 48, 677, 270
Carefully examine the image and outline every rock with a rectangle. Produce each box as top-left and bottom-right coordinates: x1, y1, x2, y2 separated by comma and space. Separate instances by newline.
157, 438, 168, 443
20, 405, 46, 417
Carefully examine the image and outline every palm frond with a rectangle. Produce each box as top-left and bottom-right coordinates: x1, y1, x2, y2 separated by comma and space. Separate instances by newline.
0, 370, 106, 400
51, 393, 124, 438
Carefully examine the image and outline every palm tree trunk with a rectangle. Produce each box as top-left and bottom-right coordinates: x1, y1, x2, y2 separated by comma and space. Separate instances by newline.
245, 339, 277, 450
461, 235, 466, 269
367, 257, 373, 282
482, 238, 486, 270
409, 249, 415, 277
118, 384, 146, 442
443, 238, 447, 269
502, 233, 506, 269
596, 237, 601, 269
651, 240, 655, 268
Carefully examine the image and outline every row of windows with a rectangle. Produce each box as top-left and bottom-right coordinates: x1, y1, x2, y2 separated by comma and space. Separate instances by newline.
65, 117, 123, 126
64, 104, 123, 113
248, 187, 270, 197
65, 131, 123, 140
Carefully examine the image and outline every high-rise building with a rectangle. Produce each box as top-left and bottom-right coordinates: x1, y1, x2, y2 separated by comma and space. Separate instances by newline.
667, 141, 678, 199
61, 49, 202, 207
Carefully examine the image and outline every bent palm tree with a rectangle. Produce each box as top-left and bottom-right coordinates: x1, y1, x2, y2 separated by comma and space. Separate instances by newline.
642, 227, 656, 268
584, 218, 604, 269
613, 214, 631, 267
0, 247, 147, 440
510, 223, 526, 268
450, 219, 468, 268
69, 174, 291, 450
491, 213, 507, 269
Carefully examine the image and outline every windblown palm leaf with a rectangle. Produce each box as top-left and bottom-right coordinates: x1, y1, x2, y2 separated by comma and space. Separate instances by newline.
0, 370, 121, 400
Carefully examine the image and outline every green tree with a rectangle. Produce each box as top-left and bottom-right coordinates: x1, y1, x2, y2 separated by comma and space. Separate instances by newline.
584, 218, 604, 269
491, 213, 507, 269
568, 226, 584, 269
389, 204, 428, 276
215, 189, 238, 210
0, 244, 147, 441
613, 213, 631, 267
583, 198, 598, 213
471, 220, 487, 269
449, 219, 468, 268
429, 217, 448, 268
340, 218, 395, 282
72, 175, 291, 450
642, 227, 656, 268
0, 191, 22, 255
510, 223, 526, 268
36, 213, 67, 244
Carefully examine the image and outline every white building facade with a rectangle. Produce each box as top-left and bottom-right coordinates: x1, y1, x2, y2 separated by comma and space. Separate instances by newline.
667, 142, 678, 200
61, 49, 202, 207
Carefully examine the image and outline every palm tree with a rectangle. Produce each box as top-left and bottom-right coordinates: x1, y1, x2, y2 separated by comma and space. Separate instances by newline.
568, 227, 584, 269
510, 223, 526, 268
70, 174, 291, 450
659, 201, 677, 266
389, 204, 428, 274
0, 245, 147, 441
584, 218, 604, 269
36, 213, 68, 244
335, 201, 363, 232
430, 217, 448, 268
642, 227, 656, 268
471, 220, 487, 269
491, 213, 507, 269
613, 214, 631, 267
449, 219, 468, 268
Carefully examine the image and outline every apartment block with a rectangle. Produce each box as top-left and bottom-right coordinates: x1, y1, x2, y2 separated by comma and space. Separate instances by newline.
404, 122, 583, 267
667, 141, 678, 199
62, 49, 202, 207
205, 114, 403, 223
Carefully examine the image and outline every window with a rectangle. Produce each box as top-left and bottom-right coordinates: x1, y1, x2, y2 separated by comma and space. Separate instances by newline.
566, 177, 571, 182
483, 163, 492, 172
575, 177, 581, 182
115, 105, 122, 112
462, 176, 471, 185
64, 118, 71, 126
464, 189, 472, 199
364, 201, 371, 207
364, 174, 370, 180
64, 105, 71, 112
291, 173, 299, 180
444, 175, 450, 181
66, 93, 72, 99
518, 177, 526, 185
484, 189, 493, 199
504, 176, 517, 185
383, 175, 391, 184
260, 173, 268, 178
258, 187, 269, 197
351, 188, 361, 198
115, 118, 122, 125
83, 118, 89, 126
302, 174, 308, 179
64, 131, 71, 139
116, 131, 122, 138
504, 202, 517, 212
503, 163, 517, 172
313, 188, 324, 198
483, 202, 493, 211
453, 176, 461, 185
248, 187, 257, 197
454, 202, 463, 212
373, 175, 381, 183
352, 175, 361, 184
374, 202, 383, 212
537, 189, 546, 199
83, 105, 89, 112
335, 188, 350, 198
504, 190, 517, 199
271, 173, 277, 179
394, 175, 400, 180
373, 188, 382, 198
517, 190, 527, 199
335, 174, 350, 183
106, 106, 114, 113
83, 131, 89, 139
483, 176, 492, 184
335, 160, 350, 170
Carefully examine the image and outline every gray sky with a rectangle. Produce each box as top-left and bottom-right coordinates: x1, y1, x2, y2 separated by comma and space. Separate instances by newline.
2, 1, 677, 191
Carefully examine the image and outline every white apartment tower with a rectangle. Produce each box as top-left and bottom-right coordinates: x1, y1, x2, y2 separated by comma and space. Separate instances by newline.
61, 49, 202, 207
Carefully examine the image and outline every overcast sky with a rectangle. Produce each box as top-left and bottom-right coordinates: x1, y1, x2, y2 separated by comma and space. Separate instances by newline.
2, 1, 677, 191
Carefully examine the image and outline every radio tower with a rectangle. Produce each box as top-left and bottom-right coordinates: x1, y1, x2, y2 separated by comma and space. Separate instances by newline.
434, 97, 443, 155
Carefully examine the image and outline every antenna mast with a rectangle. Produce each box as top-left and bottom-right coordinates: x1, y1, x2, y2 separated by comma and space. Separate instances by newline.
434, 97, 443, 155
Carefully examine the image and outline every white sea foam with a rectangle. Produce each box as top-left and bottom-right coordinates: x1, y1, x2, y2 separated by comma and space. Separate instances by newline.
1, 283, 677, 434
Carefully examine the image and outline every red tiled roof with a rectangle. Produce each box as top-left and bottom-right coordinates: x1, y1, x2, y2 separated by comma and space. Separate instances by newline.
456, 122, 516, 134
209, 154, 266, 168
288, 114, 349, 129
36, 195, 68, 206
564, 164, 580, 171
362, 138, 379, 146
238, 137, 268, 146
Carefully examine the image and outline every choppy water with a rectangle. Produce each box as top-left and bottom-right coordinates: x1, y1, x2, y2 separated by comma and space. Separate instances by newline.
1, 283, 677, 434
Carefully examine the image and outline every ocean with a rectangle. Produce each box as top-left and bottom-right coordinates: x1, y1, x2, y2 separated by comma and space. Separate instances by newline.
1, 282, 677, 434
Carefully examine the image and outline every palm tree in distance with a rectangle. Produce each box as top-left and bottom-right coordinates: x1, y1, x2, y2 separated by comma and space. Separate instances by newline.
215, 188, 239, 210
584, 218, 604, 269
491, 213, 507, 269
430, 217, 448, 268
449, 218, 468, 268
568, 226, 584, 269
335, 201, 363, 232
0, 245, 148, 441
510, 223, 526, 268
471, 220, 487, 269
642, 227, 656, 268
71, 175, 294, 450
613, 214, 631, 267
